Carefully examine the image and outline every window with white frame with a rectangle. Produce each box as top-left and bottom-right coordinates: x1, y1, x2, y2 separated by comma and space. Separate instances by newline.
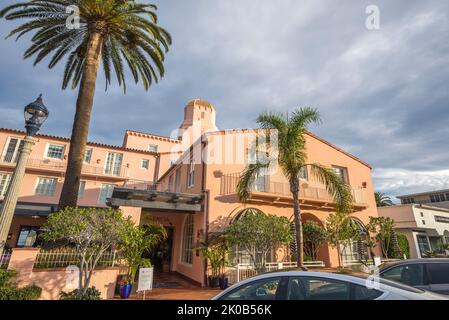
181, 215, 194, 264
35, 177, 57, 195
104, 152, 123, 176
141, 159, 149, 170
84, 148, 93, 163
187, 159, 195, 188
0, 173, 12, 197
332, 166, 349, 183
416, 235, 431, 257
2, 137, 23, 163
46, 144, 65, 159
78, 181, 86, 198
99, 184, 116, 203
148, 144, 158, 153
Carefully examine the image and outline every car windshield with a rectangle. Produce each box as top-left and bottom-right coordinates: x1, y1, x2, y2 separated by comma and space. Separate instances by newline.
263, 268, 426, 294
349, 273, 425, 294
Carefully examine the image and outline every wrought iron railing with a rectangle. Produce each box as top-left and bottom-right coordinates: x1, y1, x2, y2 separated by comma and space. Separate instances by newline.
0, 156, 128, 178
34, 249, 120, 269
220, 173, 367, 204
0, 251, 11, 269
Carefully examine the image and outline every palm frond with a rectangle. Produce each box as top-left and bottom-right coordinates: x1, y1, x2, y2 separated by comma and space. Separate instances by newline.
0, 0, 171, 92
289, 107, 322, 130
308, 163, 354, 213
237, 162, 269, 202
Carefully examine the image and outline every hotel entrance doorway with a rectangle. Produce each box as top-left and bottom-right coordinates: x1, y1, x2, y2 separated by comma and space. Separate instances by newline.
147, 227, 174, 273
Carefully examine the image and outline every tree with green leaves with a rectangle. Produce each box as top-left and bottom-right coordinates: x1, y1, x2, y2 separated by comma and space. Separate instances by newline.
237, 108, 354, 267
325, 212, 360, 267
366, 216, 401, 259
119, 222, 167, 284
42, 207, 129, 299
374, 192, 394, 207
303, 220, 327, 261
225, 209, 292, 273
0, 1, 172, 208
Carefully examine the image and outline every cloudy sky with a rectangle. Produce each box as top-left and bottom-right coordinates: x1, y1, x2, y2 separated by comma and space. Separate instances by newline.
0, 0, 448, 200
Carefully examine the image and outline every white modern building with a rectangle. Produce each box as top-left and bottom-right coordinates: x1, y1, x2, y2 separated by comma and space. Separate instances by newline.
379, 204, 449, 259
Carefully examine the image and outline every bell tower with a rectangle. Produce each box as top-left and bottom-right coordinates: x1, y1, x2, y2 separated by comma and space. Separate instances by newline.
178, 99, 217, 140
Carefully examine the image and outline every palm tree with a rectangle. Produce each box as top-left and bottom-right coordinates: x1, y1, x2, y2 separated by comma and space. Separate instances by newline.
374, 192, 394, 207
237, 108, 354, 268
0, 1, 171, 208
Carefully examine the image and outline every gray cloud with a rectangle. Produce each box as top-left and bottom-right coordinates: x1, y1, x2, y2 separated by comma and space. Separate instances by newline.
0, 0, 448, 198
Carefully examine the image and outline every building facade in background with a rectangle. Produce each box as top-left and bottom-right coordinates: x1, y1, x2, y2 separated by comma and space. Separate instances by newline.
0, 99, 379, 285
397, 189, 449, 209
379, 204, 449, 259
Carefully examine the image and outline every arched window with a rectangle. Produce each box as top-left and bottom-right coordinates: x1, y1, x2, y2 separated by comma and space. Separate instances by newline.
181, 215, 195, 264
229, 208, 275, 266
339, 218, 370, 265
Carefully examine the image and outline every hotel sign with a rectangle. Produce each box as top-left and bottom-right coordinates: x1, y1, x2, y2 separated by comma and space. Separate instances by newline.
137, 267, 154, 292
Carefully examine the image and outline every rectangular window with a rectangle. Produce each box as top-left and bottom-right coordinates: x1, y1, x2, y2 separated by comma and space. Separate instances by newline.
78, 181, 86, 198
168, 175, 174, 192
2, 137, 23, 163
0, 173, 12, 197
430, 195, 436, 202
46, 144, 65, 159
175, 169, 181, 192
427, 263, 449, 284
141, 159, 149, 170
84, 148, 93, 163
187, 159, 195, 188
35, 177, 57, 195
148, 144, 158, 153
104, 152, 123, 176
416, 235, 431, 257
300, 166, 308, 180
16, 226, 42, 247
332, 166, 349, 183
99, 184, 116, 203
181, 215, 194, 264
440, 194, 446, 202
435, 216, 449, 224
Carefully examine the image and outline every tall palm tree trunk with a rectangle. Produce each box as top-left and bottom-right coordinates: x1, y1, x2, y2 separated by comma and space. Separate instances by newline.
59, 31, 103, 209
290, 177, 304, 268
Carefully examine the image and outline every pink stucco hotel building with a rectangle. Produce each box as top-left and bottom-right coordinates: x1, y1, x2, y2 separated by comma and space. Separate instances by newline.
0, 99, 378, 286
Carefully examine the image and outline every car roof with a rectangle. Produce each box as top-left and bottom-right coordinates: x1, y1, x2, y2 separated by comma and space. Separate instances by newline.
380, 258, 449, 269
262, 267, 370, 278
220, 270, 426, 296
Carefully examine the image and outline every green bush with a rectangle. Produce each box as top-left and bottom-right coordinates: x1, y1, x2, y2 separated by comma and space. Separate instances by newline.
60, 287, 102, 300
0, 269, 42, 300
386, 232, 410, 259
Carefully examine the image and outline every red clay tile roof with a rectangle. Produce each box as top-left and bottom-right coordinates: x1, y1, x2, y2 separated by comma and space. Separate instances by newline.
205, 128, 372, 169
0, 128, 159, 156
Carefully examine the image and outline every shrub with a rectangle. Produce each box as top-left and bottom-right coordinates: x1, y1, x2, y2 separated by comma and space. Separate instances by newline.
386, 232, 410, 259
60, 287, 102, 300
0, 269, 42, 300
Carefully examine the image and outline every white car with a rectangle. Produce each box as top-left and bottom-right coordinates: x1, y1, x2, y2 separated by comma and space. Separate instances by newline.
212, 270, 449, 300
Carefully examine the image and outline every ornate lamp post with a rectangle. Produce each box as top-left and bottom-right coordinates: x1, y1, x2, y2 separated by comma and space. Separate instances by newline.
0, 95, 49, 253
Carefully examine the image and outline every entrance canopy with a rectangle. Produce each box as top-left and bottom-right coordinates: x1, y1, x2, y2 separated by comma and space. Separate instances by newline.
108, 187, 203, 212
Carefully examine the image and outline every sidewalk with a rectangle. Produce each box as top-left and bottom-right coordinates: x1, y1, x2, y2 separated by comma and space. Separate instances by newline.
114, 272, 222, 300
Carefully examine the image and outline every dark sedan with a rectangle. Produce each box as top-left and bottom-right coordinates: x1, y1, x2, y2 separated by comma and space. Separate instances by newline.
379, 258, 449, 295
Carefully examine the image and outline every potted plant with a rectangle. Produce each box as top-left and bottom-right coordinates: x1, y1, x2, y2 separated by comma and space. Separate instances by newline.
117, 275, 133, 299
118, 222, 167, 299
199, 238, 229, 289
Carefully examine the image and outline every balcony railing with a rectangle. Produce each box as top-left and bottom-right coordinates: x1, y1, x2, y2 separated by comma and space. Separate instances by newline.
0, 156, 128, 178
220, 173, 367, 206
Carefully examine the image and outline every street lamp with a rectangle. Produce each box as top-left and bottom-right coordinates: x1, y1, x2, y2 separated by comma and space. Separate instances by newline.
0, 95, 49, 253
